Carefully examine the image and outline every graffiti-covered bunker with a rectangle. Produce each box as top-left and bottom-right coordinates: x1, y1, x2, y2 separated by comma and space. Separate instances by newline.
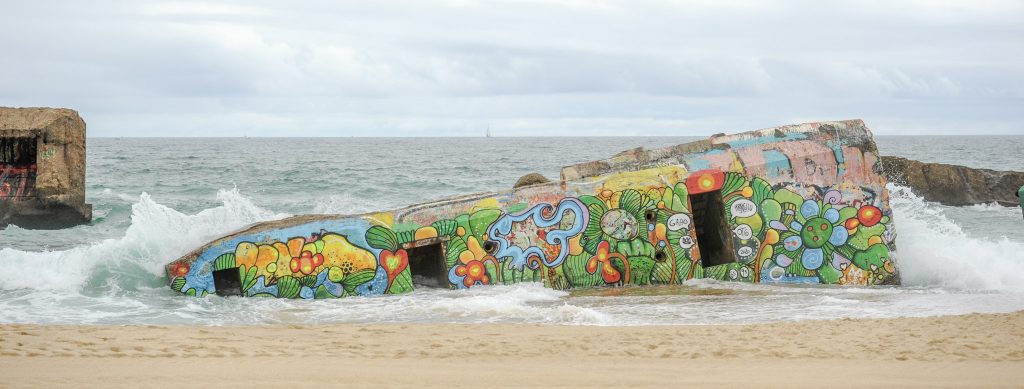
167, 120, 899, 298
0, 107, 91, 229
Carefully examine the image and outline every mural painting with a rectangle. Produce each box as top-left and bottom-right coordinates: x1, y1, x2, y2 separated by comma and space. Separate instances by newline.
165, 120, 899, 298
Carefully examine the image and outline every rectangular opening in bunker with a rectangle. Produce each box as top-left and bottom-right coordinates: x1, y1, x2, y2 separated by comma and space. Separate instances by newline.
213, 267, 243, 297
406, 241, 448, 288
0, 137, 37, 198
691, 190, 737, 267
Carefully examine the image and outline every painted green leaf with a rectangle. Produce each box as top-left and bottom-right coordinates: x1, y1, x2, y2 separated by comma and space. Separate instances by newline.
562, 252, 601, 288
365, 225, 399, 251
773, 188, 805, 209
185, 288, 197, 297
239, 265, 259, 292
721, 172, 747, 195
750, 178, 773, 205
445, 237, 468, 268
343, 269, 377, 293
300, 275, 318, 288
314, 284, 339, 299
171, 277, 187, 293
214, 253, 236, 271
703, 264, 729, 280
469, 209, 502, 238
759, 198, 783, 225
852, 244, 890, 271
388, 270, 414, 294
276, 276, 301, 299
847, 224, 887, 250
431, 219, 458, 237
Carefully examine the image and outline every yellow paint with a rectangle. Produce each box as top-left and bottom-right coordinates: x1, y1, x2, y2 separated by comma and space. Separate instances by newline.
236, 242, 259, 268
365, 211, 394, 227
765, 229, 780, 245
415, 226, 438, 240
867, 236, 883, 246
320, 234, 376, 273
568, 234, 583, 255
466, 236, 486, 261
596, 165, 688, 192
471, 197, 501, 213
456, 226, 466, 236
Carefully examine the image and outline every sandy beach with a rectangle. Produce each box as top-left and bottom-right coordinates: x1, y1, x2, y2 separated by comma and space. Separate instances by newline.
0, 311, 1021, 388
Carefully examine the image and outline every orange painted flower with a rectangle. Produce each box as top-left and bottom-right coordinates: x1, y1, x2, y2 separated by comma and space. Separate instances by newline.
585, 241, 627, 284
454, 260, 490, 287
289, 250, 324, 275
169, 262, 190, 277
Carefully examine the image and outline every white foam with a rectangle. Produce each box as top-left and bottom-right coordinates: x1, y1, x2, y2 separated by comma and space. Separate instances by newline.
0, 188, 286, 292
887, 184, 1024, 291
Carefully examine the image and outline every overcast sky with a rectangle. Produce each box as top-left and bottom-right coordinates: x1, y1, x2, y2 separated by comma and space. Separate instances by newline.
1, 1, 1021, 136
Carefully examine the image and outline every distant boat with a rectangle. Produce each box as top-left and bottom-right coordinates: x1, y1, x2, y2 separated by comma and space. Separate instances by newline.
486, 125, 492, 138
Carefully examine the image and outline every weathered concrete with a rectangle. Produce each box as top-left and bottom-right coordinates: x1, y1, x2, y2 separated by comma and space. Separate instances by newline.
881, 156, 1024, 206
0, 107, 91, 229
512, 172, 551, 188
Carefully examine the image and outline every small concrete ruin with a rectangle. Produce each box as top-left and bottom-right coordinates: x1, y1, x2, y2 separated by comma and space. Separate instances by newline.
0, 107, 91, 229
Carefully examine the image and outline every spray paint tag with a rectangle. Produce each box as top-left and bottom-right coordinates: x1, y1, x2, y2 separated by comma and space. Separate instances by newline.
678, 235, 695, 249
734, 224, 753, 240
731, 199, 757, 218
666, 213, 691, 231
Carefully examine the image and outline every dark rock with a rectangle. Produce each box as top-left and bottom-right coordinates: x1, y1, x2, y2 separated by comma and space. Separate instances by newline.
513, 173, 551, 188
881, 156, 1024, 206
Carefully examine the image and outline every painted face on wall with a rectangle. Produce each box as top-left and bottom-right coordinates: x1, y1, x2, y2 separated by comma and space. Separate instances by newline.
801, 217, 834, 249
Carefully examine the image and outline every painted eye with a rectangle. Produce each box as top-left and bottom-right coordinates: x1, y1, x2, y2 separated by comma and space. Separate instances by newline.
820, 223, 828, 230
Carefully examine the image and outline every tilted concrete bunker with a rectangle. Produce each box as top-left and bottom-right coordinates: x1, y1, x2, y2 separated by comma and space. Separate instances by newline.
0, 107, 91, 229
166, 120, 899, 298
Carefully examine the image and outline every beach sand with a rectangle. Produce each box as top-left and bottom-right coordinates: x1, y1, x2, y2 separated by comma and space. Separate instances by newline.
1, 312, 1022, 388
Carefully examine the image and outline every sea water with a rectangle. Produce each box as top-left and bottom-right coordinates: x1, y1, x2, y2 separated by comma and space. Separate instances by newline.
1, 136, 1023, 325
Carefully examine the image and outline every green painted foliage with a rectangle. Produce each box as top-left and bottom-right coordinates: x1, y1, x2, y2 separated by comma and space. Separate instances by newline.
171, 277, 187, 293
627, 256, 655, 285
276, 276, 301, 299
468, 209, 502, 238
214, 253, 236, 271
239, 265, 259, 292
389, 270, 415, 294
314, 284, 339, 299
431, 219, 458, 237
721, 172, 747, 195
562, 253, 601, 288
445, 238, 468, 268
342, 270, 377, 294
365, 225, 398, 251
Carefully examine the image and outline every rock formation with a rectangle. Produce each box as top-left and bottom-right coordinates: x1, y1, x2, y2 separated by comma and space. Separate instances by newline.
0, 107, 91, 229
881, 156, 1024, 207
513, 172, 551, 188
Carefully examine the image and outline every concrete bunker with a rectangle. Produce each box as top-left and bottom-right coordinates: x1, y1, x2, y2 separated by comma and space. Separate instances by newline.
0, 107, 91, 229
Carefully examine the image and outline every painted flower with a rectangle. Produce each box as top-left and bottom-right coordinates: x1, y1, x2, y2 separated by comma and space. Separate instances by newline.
579, 189, 657, 255
290, 250, 325, 275
169, 262, 190, 277
454, 260, 490, 287
585, 241, 628, 284
773, 198, 849, 272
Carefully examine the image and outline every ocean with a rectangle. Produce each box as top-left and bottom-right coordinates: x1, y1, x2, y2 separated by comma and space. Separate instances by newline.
1, 136, 1023, 325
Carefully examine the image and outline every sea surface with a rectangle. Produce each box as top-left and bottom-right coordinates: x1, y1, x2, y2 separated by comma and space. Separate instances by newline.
1, 136, 1023, 325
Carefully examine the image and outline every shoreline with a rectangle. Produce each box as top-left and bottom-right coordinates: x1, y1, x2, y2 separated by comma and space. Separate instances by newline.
2, 311, 1022, 387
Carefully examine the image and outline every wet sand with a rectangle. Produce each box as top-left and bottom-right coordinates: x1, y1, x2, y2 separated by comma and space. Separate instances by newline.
1, 311, 1022, 388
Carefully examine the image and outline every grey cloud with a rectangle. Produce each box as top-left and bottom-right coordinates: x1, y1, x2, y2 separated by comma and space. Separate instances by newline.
0, 0, 1021, 136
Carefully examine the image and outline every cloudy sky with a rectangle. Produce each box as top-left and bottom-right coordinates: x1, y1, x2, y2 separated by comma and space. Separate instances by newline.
1, 0, 1021, 136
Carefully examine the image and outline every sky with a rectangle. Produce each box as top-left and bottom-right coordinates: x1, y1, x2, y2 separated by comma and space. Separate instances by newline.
1, 0, 1021, 137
